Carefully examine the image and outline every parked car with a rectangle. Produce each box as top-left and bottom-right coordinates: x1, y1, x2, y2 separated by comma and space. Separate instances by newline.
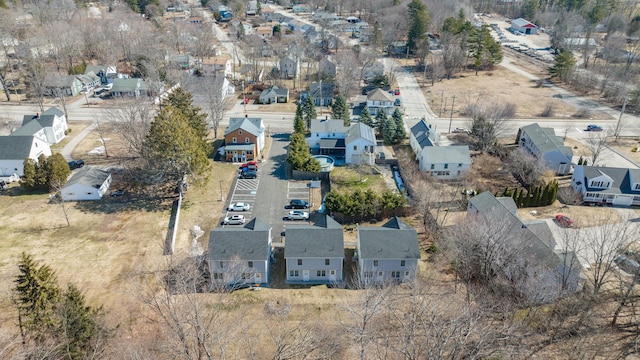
228, 202, 250, 211
555, 214, 574, 227
287, 210, 309, 220
68, 159, 85, 170
240, 170, 258, 179
394, 88, 400, 95
111, 189, 126, 197
586, 124, 603, 132
222, 214, 246, 225
289, 199, 309, 209
394, 98, 401, 106
239, 163, 258, 172
452, 127, 470, 134
615, 255, 640, 275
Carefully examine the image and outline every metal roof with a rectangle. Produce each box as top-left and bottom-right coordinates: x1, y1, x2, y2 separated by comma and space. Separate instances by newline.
346, 122, 375, 145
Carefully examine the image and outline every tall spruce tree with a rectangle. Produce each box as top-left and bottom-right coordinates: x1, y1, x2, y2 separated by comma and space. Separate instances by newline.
58, 284, 107, 360
407, 0, 430, 54
20, 158, 38, 191
383, 116, 397, 144
301, 96, 317, 129
392, 108, 406, 141
45, 153, 71, 191
375, 110, 388, 137
360, 106, 374, 128
331, 94, 351, 126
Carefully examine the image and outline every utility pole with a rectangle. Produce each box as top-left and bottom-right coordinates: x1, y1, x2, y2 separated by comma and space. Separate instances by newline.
614, 96, 627, 141
439, 90, 444, 117
448, 95, 456, 133
242, 80, 246, 114
219, 180, 223, 201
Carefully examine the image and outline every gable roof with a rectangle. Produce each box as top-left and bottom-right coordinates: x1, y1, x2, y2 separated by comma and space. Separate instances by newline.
111, 78, 141, 93
520, 123, 572, 158
367, 88, 393, 102
410, 119, 439, 149
42, 107, 65, 117
346, 122, 375, 145
579, 166, 640, 195
225, 117, 264, 136
85, 65, 116, 75
0, 136, 37, 159
512, 18, 538, 28
261, 86, 288, 97
208, 218, 271, 261
285, 215, 344, 258
422, 145, 472, 165
78, 71, 100, 85
468, 191, 517, 213
358, 217, 420, 260
63, 166, 110, 189
11, 120, 43, 137
310, 119, 348, 134
307, 82, 334, 99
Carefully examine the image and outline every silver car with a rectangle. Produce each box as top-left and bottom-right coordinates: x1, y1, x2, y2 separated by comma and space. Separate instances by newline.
228, 202, 250, 211
287, 210, 309, 220
223, 215, 246, 225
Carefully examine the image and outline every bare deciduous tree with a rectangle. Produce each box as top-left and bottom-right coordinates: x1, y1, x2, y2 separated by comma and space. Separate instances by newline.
466, 100, 516, 153
107, 98, 156, 160
335, 49, 362, 100
585, 130, 608, 165
504, 147, 547, 187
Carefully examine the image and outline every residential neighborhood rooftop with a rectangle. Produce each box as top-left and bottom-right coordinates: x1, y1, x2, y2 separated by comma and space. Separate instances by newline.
358, 217, 420, 260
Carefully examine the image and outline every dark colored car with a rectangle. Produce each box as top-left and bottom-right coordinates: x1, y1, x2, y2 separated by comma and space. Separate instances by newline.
289, 199, 309, 209
111, 189, 126, 197
586, 124, 603, 132
68, 159, 85, 170
615, 255, 640, 275
240, 170, 257, 179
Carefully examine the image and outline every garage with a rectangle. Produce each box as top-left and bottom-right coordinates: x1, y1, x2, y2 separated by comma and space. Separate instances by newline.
613, 195, 633, 206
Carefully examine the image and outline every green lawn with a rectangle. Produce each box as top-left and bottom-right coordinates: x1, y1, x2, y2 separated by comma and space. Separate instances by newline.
330, 165, 387, 193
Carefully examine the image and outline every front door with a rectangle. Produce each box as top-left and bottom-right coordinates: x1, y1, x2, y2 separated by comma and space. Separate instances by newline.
254, 273, 261, 283
241, 151, 247, 162
329, 269, 336, 281
302, 270, 310, 282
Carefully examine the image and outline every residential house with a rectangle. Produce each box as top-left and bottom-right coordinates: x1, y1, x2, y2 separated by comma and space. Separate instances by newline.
409, 119, 440, 158
256, 26, 273, 39
300, 82, 334, 106
201, 55, 233, 77
366, 88, 394, 115
564, 38, 598, 49
246, 0, 258, 16
84, 65, 117, 85
279, 56, 299, 79
292, 4, 310, 13
77, 71, 101, 92
60, 167, 112, 201
311, 12, 338, 23
467, 192, 582, 302
208, 218, 273, 287
387, 41, 407, 56
307, 119, 376, 164
167, 54, 196, 70
224, 117, 265, 162
44, 74, 82, 97
0, 135, 51, 176
259, 86, 289, 104
261, 42, 274, 57
357, 217, 420, 285
519, 123, 572, 175
362, 61, 385, 81
318, 58, 337, 79
419, 146, 472, 179
110, 78, 151, 98
345, 122, 376, 165
285, 215, 344, 284
510, 18, 538, 34
571, 166, 640, 206
15, 107, 68, 144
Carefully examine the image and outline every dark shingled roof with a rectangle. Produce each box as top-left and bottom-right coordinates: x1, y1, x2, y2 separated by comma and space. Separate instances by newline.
225, 117, 264, 137
207, 218, 271, 261
358, 217, 420, 260
0, 136, 37, 160
63, 166, 110, 189
580, 166, 640, 195
410, 119, 438, 149
11, 120, 43, 137
285, 215, 344, 258
320, 138, 345, 149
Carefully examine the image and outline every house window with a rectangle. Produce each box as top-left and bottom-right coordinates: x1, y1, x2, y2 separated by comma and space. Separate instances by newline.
297, 259, 302, 266
373, 260, 378, 267
444, 164, 448, 169
325, 259, 330, 265
430, 164, 435, 170
245, 138, 250, 143
232, 137, 237, 143
401, 260, 405, 267
248, 261, 253, 268
289, 270, 299, 277
405, 271, 410, 276
458, 163, 462, 167
353, 145, 357, 150
317, 270, 326, 277
213, 273, 223, 280
241, 273, 251, 279
219, 261, 224, 268
239, 130, 242, 135
635, 184, 640, 190
364, 271, 373, 278
86, 192, 92, 195
391, 271, 400, 278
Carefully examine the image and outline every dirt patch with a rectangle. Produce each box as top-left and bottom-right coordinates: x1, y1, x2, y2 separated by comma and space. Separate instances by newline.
609, 137, 640, 164
516, 200, 623, 228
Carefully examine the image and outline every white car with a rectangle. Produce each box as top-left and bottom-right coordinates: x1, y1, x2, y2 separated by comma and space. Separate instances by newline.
222, 214, 246, 225
287, 210, 309, 220
228, 202, 250, 211
452, 127, 470, 134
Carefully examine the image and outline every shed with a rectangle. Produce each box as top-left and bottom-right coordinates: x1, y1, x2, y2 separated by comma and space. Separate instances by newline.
510, 18, 538, 35
60, 167, 112, 201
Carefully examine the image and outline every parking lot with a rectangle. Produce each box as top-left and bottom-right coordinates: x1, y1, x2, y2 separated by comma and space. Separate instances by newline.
221, 168, 260, 226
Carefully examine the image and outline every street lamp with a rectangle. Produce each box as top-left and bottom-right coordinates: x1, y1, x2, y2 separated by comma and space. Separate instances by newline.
242, 80, 247, 114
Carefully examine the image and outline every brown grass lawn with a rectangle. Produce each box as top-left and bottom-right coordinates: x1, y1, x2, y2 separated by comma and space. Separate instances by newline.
330, 165, 388, 194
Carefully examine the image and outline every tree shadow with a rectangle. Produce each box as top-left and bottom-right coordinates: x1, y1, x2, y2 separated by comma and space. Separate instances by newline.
74, 193, 175, 214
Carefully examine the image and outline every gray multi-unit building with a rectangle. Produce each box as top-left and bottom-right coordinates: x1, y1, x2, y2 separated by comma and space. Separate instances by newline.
519, 123, 573, 175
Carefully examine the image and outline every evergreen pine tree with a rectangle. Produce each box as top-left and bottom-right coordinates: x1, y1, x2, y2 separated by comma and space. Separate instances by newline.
294, 110, 306, 135
522, 189, 530, 207
58, 284, 107, 360
383, 116, 397, 144
45, 153, 72, 191
20, 158, 38, 191
331, 94, 351, 126
301, 96, 317, 130
375, 110, 388, 137
516, 188, 525, 208
360, 106, 374, 128
35, 154, 48, 190
502, 187, 509, 197
392, 108, 406, 142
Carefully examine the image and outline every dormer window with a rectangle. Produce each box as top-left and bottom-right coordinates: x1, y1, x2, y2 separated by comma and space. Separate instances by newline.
634, 183, 640, 190
590, 181, 610, 188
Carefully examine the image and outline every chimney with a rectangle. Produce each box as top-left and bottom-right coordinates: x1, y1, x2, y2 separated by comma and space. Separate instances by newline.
245, 114, 248, 118
325, 115, 328, 120
36, 113, 40, 118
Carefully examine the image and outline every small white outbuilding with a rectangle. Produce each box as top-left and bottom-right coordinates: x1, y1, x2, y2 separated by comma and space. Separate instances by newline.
60, 166, 111, 201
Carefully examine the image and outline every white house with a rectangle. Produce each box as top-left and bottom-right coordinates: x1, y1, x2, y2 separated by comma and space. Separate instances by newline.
15, 107, 67, 145
60, 167, 112, 201
366, 88, 394, 115
201, 56, 233, 77
0, 135, 51, 176
258, 86, 289, 104
362, 61, 385, 80
519, 123, 572, 175
279, 56, 300, 79
307, 119, 348, 150
409, 119, 439, 157
318, 58, 337, 79
345, 122, 376, 165
571, 166, 640, 206
419, 146, 472, 179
